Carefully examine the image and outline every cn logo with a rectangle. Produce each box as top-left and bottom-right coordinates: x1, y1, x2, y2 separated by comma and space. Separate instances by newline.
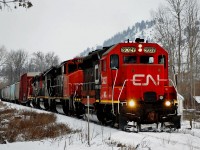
133, 74, 160, 86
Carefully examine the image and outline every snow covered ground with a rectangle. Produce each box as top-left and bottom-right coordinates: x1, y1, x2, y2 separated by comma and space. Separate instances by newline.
1, 102, 200, 150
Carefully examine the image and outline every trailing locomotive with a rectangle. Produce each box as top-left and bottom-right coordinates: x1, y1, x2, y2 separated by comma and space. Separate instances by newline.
0, 39, 181, 131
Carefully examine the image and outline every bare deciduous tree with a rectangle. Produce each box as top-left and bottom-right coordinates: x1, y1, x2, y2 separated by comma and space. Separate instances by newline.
152, 5, 178, 79
184, 0, 200, 108
4, 49, 28, 84
166, 0, 187, 75
31, 51, 46, 72
45, 52, 60, 69
0, 46, 60, 86
152, 0, 200, 108
0, 46, 7, 68
30, 51, 60, 72
0, 0, 32, 10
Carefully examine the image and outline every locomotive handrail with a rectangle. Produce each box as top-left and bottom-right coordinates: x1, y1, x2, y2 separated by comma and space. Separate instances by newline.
69, 82, 95, 94
71, 82, 95, 86
168, 79, 178, 92
50, 84, 64, 87
117, 79, 133, 114
111, 68, 118, 115
73, 82, 95, 92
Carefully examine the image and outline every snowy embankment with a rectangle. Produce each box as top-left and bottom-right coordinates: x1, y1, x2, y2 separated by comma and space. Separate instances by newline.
1, 101, 200, 150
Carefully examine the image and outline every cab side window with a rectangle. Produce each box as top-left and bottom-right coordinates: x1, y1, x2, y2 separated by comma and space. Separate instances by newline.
110, 54, 119, 69
158, 55, 166, 67
68, 64, 77, 73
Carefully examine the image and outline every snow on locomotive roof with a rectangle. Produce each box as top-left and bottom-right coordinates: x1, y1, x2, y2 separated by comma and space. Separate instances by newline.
26, 72, 40, 76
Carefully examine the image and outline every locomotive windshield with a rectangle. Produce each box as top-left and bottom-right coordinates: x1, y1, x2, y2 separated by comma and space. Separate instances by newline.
140, 56, 154, 64
124, 56, 136, 64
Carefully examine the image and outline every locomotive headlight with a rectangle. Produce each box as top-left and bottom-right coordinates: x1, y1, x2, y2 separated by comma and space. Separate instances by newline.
128, 99, 136, 107
138, 48, 143, 52
159, 95, 164, 100
165, 100, 171, 107
138, 44, 143, 52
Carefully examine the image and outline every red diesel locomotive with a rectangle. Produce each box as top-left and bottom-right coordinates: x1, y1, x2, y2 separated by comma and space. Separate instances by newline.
1, 39, 181, 131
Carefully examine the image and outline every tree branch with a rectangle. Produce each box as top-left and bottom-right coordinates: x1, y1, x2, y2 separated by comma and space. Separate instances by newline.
0, 0, 32, 9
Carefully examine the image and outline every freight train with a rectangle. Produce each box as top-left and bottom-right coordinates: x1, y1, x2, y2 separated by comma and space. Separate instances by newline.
0, 38, 181, 131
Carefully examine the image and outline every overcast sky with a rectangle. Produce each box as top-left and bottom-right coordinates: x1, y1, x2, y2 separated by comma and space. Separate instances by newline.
0, 0, 163, 61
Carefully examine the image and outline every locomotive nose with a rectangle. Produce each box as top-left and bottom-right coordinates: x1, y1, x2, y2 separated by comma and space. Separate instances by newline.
123, 64, 165, 102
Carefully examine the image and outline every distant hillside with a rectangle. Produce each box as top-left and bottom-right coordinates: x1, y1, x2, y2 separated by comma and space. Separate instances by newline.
79, 20, 156, 56
103, 20, 155, 46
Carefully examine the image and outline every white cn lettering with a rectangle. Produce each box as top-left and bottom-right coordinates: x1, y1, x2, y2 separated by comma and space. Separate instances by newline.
133, 74, 144, 86
133, 74, 160, 86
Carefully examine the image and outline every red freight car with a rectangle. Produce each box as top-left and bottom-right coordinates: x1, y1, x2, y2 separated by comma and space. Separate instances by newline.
19, 72, 40, 104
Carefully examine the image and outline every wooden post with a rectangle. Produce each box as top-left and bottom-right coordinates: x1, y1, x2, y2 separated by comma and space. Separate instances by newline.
87, 95, 90, 146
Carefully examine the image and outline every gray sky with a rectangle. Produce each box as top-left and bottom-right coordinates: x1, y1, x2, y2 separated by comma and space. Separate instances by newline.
0, 0, 163, 61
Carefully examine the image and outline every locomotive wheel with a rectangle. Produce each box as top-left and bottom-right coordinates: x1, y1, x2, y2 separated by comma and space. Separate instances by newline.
136, 122, 141, 132
50, 99, 57, 112
119, 113, 127, 131
75, 103, 84, 119
118, 106, 128, 130
97, 109, 106, 125
31, 98, 37, 108
43, 99, 50, 110
26, 100, 31, 107
97, 105, 113, 125
63, 100, 70, 115
15, 100, 19, 104
67, 96, 75, 116
172, 115, 181, 129
36, 98, 41, 109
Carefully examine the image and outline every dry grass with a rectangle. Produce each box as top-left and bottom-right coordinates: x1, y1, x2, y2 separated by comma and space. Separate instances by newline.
0, 101, 73, 143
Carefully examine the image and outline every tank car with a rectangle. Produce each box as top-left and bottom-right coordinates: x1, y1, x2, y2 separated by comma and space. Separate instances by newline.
9, 83, 16, 102
4, 86, 10, 101
1, 86, 10, 101
14, 82, 20, 103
